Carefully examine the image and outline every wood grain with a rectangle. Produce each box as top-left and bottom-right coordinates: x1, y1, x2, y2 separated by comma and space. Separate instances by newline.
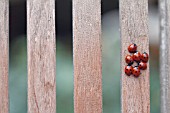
73, 0, 102, 113
159, 0, 170, 113
27, 0, 56, 113
0, 0, 9, 113
120, 0, 150, 113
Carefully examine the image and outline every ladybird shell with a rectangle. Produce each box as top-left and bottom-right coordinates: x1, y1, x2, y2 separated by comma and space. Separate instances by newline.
125, 55, 134, 65
132, 52, 141, 62
138, 62, 147, 70
128, 43, 137, 53
132, 66, 141, 77
124, 65, 133, 76
141, 52, 149, 63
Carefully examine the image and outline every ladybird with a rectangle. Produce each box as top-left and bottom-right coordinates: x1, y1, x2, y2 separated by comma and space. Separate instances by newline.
138, 62, 147, 70
132, 66, 141, 77
132, 51, 141, 62
125, 55, 134, 65
124, 65, 133, 76
141, 52, 149, 63
128, 43, 137, 53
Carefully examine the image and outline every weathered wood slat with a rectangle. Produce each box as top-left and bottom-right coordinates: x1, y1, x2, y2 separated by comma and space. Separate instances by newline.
120, 0, 150, 113
27, 0, 56, 113
0, 0, 9, 113
160, 0, 170, 113
73, 0, 102, 113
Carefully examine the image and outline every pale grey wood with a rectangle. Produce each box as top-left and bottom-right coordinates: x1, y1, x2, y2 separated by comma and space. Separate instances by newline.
160, 0, 170, 113
0, 0, 9, 113
120, 0, 150, 113
27, 0, 56, 113
73, 0, 102, 113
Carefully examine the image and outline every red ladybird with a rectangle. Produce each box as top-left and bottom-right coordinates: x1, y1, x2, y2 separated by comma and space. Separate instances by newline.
125, 55, 134, 65
124, 65, 133, 76
141, 52, 149, 63
132, 66, 141, 77
138, 62, 147, 70
132, 51, 141, 62
128, 43, 137, 53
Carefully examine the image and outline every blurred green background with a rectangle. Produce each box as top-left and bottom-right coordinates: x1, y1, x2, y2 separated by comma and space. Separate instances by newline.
9, 0, 159, 113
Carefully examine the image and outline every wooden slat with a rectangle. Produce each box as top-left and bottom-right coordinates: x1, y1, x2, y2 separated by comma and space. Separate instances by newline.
27, 0, 56, 113
73, 0, 102, 113
120, 0, 150, 113
160, 0, 170, 112
0, 0, 9, 113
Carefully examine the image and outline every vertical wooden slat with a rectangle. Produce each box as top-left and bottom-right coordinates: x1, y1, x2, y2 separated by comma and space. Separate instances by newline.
27, 0, 56, 113
73, 0, 102, 113
120, 0, 150, 113
0, 0, 9, 113
160, 0, 170, 113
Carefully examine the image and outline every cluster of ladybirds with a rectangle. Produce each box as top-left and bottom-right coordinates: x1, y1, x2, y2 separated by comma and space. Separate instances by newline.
125, 43, 149, 77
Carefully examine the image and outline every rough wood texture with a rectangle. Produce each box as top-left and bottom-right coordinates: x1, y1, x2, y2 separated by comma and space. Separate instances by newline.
0, 0, 9, 113
73, 0, 102, 113
120, 0, 150, 113
27, 0, 56, 113
160, 0, 170, 113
